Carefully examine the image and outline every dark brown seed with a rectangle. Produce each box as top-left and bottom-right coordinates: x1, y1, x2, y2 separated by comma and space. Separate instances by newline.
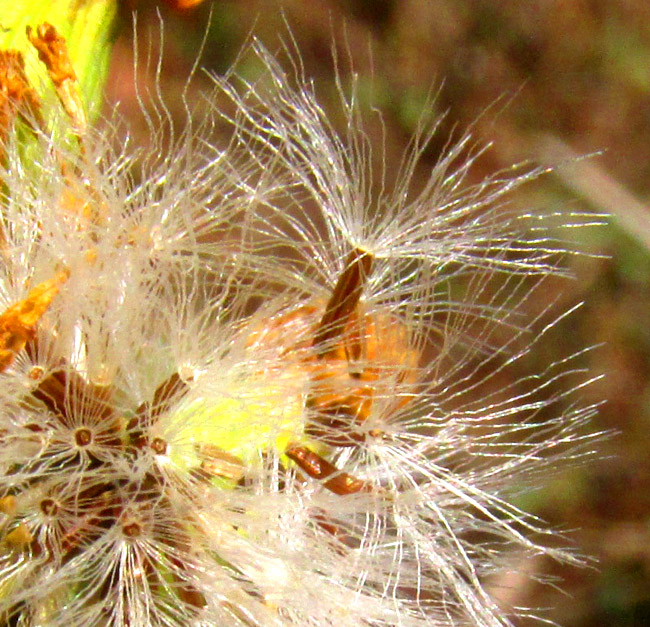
74, 427, 92, 446
39, 497, 58, 516
285, 444, 370, 495
313, 248, 373, 356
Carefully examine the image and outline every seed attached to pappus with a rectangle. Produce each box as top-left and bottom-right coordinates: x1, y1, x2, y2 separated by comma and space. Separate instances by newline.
0, 14, 600, 626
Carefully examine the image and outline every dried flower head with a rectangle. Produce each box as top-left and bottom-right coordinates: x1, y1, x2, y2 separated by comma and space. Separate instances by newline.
0, 21, 600, 627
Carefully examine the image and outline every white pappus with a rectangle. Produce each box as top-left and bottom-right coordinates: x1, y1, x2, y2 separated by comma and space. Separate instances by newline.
0, 25, 601, 627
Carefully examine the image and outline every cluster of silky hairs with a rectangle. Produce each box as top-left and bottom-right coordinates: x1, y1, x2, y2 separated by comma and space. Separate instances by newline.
0, 20, 600, 627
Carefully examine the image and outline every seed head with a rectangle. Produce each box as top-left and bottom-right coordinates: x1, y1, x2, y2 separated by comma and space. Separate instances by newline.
0, 23, 600, 627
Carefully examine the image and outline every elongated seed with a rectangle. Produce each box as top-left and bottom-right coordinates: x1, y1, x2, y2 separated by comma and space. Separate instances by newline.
313, 248, 373, 356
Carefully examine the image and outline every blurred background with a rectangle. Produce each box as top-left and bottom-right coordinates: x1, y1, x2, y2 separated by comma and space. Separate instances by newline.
106, 2, 650, 625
